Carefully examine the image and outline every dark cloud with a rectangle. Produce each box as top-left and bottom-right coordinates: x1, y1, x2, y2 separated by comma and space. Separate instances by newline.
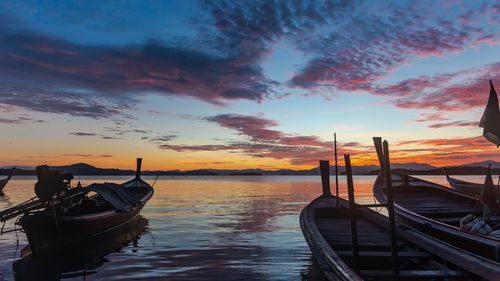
0, 116, 44, 124
428, 121, 478, 129
375, 62, 500, 111
0, 1, 497, 126
101, 136, 120, 140
160, 114, 365, 165
206, 114, 329, 147
0, 15, 274, 119
149, 135, 178, 143
61, 154, 113, 158
288, 1, 498, 91
133, 129, 150, 134
343, 142, 361, 147
204, 1, 498, 93
69, 132, 97, 136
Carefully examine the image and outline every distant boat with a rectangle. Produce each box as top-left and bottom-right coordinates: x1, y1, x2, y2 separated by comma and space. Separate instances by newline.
0, 167, 15, 193
0, 159, 154, 254
301, 158, 500, 280
444, 168, 500, 198
372, 137, 500, 263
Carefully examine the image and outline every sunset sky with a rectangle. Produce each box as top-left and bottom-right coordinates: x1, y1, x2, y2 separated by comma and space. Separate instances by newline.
0, 0, 499, 170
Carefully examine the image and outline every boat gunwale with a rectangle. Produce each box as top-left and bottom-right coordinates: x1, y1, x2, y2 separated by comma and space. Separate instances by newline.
22, 185, 153, 222
300, 195, 363, 281
304, 194, 500, 280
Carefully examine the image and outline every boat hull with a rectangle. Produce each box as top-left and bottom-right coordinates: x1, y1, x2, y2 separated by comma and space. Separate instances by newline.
20, 205, 143, 254
447, 176, 500, 199
301, 195, 500, 280
0, 178, 8, 192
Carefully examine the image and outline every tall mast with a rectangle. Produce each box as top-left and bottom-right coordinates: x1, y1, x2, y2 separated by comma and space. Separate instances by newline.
334, 132, 339, 207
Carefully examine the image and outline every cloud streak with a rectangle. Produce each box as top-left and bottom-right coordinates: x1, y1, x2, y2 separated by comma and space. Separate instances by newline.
0, 15, 274, 119
159, 114, 369, 165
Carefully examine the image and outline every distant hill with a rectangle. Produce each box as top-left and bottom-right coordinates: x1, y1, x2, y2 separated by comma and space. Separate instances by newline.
460, 160, 500, 169
0, 160, 495, 176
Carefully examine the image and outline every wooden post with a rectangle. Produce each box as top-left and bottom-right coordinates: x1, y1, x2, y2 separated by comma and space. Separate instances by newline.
344, 154, 359, 272
334, 133, 339, 206
383, 140, 399, 273
135, 158, 143, 179
373, 137, 384, 170
319, 160, 331, 196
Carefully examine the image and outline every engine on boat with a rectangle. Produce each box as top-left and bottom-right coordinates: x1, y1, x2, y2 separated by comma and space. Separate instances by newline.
34, 165, 73, 201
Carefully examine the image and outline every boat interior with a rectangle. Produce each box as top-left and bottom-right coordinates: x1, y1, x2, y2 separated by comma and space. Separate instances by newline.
388, 174, 500, 228
314, 199, 473, 280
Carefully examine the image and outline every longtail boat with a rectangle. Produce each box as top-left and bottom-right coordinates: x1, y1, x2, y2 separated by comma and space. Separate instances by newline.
301, 156, 500, 280
372, 137, 500, 262
13, 217, 148, 280
444, 168, 500, 199
0, 167, 15, 193
0, 159, 153, 254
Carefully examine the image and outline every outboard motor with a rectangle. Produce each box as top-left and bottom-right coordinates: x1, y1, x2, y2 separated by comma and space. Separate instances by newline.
34, 165, 73, 201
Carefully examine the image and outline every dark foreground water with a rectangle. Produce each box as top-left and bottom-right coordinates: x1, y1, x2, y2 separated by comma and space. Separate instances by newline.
0, 175, 484, 280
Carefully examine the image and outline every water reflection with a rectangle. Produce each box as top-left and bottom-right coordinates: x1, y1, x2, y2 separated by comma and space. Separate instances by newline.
0, 175, 486, 280
13, 217, 148, 281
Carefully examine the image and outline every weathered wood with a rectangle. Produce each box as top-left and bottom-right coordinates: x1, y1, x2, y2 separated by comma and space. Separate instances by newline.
336, 251, 431, 258
319, 160, 331, 196
135, 158, 143, 179
373, 137, 384, 170
301, 195, 500, 280
382, 140, 399, 273
360, 270, 466, 278
334, 133, 339, 207
344, 154, 359, 272
11, 159, 154, 254
372, 138, 500, 264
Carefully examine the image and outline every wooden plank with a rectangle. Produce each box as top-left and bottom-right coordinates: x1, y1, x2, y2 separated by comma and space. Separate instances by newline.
383, 140, 399, 273
360, 270, 466, 278
344, 154, 359, 272
337, 251, 431, 258
319, 160, 331, 196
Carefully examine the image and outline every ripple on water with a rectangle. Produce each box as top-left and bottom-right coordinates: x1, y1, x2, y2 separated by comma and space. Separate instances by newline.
1, 175, 480, 280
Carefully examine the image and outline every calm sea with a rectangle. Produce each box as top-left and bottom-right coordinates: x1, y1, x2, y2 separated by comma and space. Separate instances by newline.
0, 175, 486, 280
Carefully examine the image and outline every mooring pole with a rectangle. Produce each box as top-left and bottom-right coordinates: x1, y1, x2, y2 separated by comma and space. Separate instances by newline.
383, 140, 399, 273
319, 160, 331, 196
344, 154, 359, 272
334, 133, 339, 206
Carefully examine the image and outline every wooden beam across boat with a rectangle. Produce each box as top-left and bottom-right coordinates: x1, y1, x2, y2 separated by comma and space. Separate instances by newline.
372, 137, 500, 263
301, 158, 500, 280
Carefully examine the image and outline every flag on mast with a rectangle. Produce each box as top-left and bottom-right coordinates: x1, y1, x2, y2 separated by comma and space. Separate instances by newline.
479, 80, 500, 147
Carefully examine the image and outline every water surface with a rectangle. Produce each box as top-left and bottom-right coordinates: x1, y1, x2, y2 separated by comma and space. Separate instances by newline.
0, 175, 485, 280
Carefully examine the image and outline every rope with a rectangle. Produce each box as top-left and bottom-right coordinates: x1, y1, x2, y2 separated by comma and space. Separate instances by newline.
52, 196, 60, 231
151, 175, 159, 188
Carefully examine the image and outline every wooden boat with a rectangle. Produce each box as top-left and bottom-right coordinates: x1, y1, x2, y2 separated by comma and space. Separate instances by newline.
444, 168, 500, 198
372, 137, 500, 263
301, 156, 500, 280
0, 159, 153, 254
0, 167, 15, 193
14, 217, 148, 280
